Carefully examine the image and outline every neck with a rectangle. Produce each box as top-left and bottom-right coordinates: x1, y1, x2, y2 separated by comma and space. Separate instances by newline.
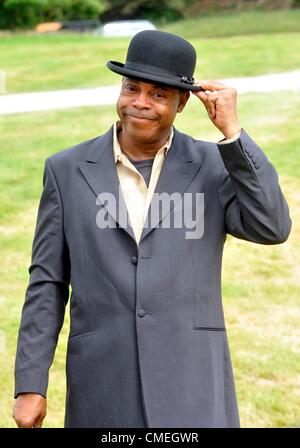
117, 127, 172, 161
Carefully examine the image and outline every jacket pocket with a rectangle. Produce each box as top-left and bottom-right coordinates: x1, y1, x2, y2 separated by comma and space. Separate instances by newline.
193, 292, 226, 330
68, 329, 96, 341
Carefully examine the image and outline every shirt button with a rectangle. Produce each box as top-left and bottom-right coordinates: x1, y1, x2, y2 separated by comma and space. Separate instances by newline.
131, 256, 138, 265
137, 309, 146, 318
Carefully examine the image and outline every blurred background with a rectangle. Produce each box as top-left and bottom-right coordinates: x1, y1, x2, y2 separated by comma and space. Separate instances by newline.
0, 0, 299, 428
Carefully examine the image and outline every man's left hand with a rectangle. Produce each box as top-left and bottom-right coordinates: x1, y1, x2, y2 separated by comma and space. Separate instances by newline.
193, 80, 241, 139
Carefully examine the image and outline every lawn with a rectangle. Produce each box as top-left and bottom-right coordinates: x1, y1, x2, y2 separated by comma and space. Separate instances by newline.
165, 8, 300, 38
0, 89, 299, 428
0, 8, 299, 428
0, 9, 300, 93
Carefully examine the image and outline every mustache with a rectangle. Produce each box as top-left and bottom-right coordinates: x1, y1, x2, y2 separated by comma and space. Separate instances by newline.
124, 110, 157, 120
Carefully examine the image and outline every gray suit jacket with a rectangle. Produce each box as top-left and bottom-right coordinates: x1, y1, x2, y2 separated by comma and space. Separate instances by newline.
14, 127, 292, 427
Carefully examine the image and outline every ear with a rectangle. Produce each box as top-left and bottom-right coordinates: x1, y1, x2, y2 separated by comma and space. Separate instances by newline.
177, 91, 190, 113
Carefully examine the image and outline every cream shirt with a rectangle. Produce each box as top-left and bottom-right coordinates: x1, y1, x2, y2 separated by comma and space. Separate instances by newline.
113, 121, 240, 245
113, 122, 174, 245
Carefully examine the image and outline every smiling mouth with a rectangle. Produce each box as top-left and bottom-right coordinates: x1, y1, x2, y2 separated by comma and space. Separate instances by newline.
126, 114, 156, 121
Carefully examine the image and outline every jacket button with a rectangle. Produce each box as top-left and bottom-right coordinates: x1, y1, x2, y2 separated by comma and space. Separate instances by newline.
131, 256, 138, 265
137, 309, 146, 318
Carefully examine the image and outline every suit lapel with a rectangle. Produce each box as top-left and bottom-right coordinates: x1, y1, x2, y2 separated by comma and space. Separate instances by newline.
78, 127, 136, 242
78, 126, 202, 246
140, 129, 201, 243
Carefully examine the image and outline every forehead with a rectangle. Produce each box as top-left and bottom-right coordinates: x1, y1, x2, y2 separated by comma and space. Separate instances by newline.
123, 76, 177, 93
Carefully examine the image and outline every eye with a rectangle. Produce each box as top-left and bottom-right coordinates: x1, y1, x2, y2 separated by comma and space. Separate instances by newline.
124, 84, 136, 93
153, 92, 165, 99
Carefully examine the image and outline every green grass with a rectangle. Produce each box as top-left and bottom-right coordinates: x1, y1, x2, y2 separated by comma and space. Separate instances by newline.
0, 9, 299, 427
0, 90, 299, 428
0, 9, 300, 93
164, 8, 300, 38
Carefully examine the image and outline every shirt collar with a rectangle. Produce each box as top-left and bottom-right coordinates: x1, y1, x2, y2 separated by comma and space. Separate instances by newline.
113, 121, 174, 165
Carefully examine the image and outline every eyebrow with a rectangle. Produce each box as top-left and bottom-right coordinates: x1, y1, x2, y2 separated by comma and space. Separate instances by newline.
123, 77, 171, 92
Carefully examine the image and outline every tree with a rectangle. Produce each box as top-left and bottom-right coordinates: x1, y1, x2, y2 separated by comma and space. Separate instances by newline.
100, 0, 183, 22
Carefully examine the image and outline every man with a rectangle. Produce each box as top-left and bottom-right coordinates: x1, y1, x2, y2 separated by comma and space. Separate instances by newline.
13, 30, 291, 428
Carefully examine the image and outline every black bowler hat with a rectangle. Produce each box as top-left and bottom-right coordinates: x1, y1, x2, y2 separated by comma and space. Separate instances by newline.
106, 30, 201, 92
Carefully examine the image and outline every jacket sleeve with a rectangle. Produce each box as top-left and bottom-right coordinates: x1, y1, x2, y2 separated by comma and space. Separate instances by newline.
14, 158, 70, 399
217, 129, 292, 244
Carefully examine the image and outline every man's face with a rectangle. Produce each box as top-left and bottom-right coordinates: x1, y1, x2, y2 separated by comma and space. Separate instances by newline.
116, 77, 189, 143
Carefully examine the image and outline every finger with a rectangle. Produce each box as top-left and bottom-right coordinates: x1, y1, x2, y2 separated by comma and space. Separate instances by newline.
207, 101, 216, 119
193, 81, 205, 92
192, 88, 207, 101
192, 85, 217, 119
205, 90, 219, 99
16, 420, 23, 428
207, 92, 218, 111
199, 94, 215, 119
192, 80, 208, 98
198, 80, 227, 92
193, 88, 219, 103
19, 419, 35, 428
201, 95, 216, 118
12, 412, 34, 428
33, 412, 45, 428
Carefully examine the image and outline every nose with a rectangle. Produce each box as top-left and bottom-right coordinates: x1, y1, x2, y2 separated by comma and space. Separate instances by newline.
132, 92, 151, 109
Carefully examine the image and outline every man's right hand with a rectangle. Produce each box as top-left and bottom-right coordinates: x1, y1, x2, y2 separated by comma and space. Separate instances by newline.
12, 393, 47, 428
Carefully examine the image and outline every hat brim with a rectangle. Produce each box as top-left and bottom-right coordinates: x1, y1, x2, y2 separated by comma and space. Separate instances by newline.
107, 61, 202, 92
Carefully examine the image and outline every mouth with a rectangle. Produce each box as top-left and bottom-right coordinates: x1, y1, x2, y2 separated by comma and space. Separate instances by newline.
126, 113, 156, 121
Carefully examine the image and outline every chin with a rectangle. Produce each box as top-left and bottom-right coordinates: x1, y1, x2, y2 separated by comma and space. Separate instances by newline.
126, 121, 157, 136
134, 131, 156, 143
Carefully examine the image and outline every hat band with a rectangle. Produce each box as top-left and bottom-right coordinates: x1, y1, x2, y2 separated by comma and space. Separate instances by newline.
124, 61, 195, 85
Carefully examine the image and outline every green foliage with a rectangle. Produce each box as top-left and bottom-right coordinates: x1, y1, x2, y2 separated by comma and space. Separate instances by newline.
0, 0, 106, 29
100, 0, 183, 23
0, 0, 299, 29
0, 0, 46, 29
43, 0, 105, 22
